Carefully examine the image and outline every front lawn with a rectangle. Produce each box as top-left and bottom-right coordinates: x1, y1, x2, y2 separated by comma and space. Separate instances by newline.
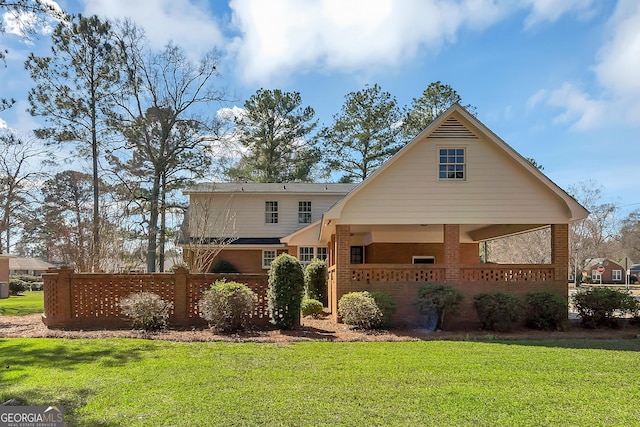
1, 338, 639, 426
0, 291, 44, 316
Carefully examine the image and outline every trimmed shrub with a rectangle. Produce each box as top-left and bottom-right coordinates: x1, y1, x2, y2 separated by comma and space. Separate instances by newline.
210, 260, 239, 273
415, 283, 463, 330
369, 291, 397, 327
29, 282, 44, 291
525, 291, 567, 330
9, 279, 28, 295
268, 253, 305, 329
304, 259, 327, 305
473, 292, 523, 332
199, 280, 257, 332
338, 291, 384, 329
301, 298, 324, 318
572, 287, 638, 329
119, 292, 173, 331
11, 274, 40, 284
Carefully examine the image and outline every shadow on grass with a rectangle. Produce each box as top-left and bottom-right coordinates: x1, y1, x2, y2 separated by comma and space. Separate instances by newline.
0, 339, 147, 380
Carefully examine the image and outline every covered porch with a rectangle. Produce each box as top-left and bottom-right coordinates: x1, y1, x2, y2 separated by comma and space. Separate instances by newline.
323, 223, 568, 327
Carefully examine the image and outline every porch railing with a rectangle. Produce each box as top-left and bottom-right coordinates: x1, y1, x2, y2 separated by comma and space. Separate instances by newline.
340, 264, 554, 284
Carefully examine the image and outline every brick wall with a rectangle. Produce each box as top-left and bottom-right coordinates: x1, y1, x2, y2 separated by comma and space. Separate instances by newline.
42, 267, 270, 329
365, 242, 479, 264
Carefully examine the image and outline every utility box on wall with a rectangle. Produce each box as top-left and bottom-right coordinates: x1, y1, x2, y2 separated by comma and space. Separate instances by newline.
0, 255, 12, 298
0, 282, 8, 299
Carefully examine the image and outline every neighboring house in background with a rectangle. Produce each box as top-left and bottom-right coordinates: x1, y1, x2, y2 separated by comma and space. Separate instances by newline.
9, 257, 56, 277
583, 258, 626, 284
182, 104, 589, 327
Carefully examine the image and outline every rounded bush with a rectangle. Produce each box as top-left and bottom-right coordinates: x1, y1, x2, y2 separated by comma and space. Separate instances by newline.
338, 291, 383, 329
415, 283, 463, 330
210, 260, 239, 273
199, 280, 257, 332
9, 279, 28, 295
304, 259, 327, 305
473, 292, 522, 331
268, 253, 305, 329
525, 291, 567, 330
301, 298, 324, 318
369, 291, 397, 327
119, 292, 173, 331
572, 287, 638, 328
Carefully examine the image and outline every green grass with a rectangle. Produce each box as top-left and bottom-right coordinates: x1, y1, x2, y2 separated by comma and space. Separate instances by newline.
0, 291, 44, 316
1, 338, 639, 426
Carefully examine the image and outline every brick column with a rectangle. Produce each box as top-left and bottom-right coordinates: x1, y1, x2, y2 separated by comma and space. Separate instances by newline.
332, 225, 351, 321
551, 224, 569, 283
444, 224, 460, 283
173, 267, 189, 324
42, 267, 73, 328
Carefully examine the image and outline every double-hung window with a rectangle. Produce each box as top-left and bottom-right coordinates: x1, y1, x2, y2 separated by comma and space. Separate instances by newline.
262, 250, 277, 269
299, 201, 312, 224
298, 247, 328, 267
439, 148, 465, 180
299, 247, 315, 266
265, 201, 278, 224
612, 270, 622, 281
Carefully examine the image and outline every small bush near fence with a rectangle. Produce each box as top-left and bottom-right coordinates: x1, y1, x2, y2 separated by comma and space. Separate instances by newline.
119, 292, 173, 331
199, 280, 257, 332
473, 292, 522, 332
338, 291, 384, 329
572, 287, 639, 329
414, 283, 463, 330
268, 253, 305, 329
369, 291, 397, 328
304, 259, 327, 305
525, 291, 567, 330
301, 298, 324, 318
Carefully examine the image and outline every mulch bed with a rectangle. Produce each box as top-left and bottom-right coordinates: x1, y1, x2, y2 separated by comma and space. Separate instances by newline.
1, 314, 639, 343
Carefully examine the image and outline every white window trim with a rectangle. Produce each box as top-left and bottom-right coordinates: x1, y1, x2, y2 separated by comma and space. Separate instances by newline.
298, 247, 328, 266
437, 146, 467, 181
262, 250, 277, 269
298, 201, 312, 224
612, 269, 622, 281
265, 201, 278, 224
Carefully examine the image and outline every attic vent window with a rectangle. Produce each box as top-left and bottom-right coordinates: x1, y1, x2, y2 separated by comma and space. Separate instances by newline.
439, 148, 465, 180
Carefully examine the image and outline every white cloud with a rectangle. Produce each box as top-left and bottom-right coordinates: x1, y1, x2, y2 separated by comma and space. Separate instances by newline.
80, 0, 225, 56
228, 0, 603, 85
0, 117, 7, 129
529, 0, 640, 130
593, 0, 640, 97
229, 0, 512, 85
521, 0, 596, 29
529, 83, 607, 131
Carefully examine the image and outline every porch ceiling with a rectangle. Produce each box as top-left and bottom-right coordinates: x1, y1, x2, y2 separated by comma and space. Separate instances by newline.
348, 223, 547, 243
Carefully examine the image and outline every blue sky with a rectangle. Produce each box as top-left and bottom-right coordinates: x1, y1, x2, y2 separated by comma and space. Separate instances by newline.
1, 0, 638, 213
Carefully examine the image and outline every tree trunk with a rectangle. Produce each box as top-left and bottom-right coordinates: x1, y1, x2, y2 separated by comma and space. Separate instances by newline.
146, 175, 161, 273
158, 171, 166, 272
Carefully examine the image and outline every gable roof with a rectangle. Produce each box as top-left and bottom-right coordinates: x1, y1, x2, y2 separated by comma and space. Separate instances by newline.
319, 104, 589, 240
9, 257, 55, 271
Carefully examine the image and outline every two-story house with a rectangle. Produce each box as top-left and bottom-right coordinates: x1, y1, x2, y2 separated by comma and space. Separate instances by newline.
182, 104, 588, 327
182, 183, 356, 274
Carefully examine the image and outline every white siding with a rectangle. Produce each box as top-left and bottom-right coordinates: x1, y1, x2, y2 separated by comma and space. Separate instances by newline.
339, 121, 571, 225
189, 193, 344, 238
